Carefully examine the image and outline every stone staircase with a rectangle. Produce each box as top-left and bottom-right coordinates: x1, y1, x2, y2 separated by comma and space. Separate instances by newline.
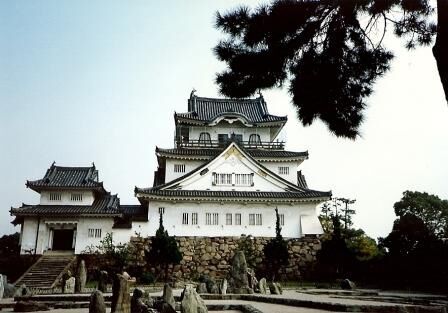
15, 254, 76, 289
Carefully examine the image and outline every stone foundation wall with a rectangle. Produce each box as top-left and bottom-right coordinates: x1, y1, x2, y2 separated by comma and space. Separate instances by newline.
129, 235, 321, 280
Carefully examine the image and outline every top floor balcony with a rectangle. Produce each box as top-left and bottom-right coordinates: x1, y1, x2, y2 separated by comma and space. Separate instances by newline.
175, 138, 285, 150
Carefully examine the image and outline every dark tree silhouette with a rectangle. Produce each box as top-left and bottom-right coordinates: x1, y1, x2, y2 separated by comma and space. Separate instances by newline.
215, 0, 445, 139
393, 190, 448, 238
263, 208, 289, 280
145, 213, 182, 282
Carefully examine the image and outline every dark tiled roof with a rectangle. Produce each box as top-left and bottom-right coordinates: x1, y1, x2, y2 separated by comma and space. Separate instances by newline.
156, 147, 308, 160
176, 95, 287, 124
297, 171, 308, 189
121, 205, 148, 222
26, 163, 105, 192
10, 194, 121, 217
135, 189, 330, 200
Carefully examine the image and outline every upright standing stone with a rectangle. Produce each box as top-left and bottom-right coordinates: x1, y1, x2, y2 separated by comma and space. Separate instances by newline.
98, 270, 108, 293
219, 279, 227, 295
75, 260, 87, 293
64, 277, 76, 294
14, 284, 31, 297
226, 251, 253, 294
181, 284, 208, 313
268, 282, 280, 295
111, 274, 131, 313
196, 283, 207, 294
247, 268, 258, 291
258, 278, 267, 294
131, 288, 148, 313
162, 284, 175, 311
0, 274, 4, 299
89, 290, 106, 313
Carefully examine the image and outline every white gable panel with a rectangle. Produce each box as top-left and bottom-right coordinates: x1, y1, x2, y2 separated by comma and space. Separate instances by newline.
165, 144, 297, 192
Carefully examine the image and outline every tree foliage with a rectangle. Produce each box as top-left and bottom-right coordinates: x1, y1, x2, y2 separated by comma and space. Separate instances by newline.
215, 0, 441, 139
263, 208, 289, 280
91, 232, 133, 274
393, 190, 448, 238
145, 213, 182, 282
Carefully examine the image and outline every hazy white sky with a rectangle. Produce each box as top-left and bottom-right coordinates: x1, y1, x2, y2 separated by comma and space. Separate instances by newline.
1, 1, 447, 239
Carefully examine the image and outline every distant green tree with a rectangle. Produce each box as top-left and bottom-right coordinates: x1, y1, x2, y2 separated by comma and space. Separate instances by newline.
95, 233, 133, 274
393, 191, 448, 238
145, 213, 182, 282
263, 208, 289, 280
0, 232, 20, 255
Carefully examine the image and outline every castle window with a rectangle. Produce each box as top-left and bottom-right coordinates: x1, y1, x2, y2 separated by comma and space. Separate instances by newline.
213, 173, 232, 186
199, 132, 211, 145
88, 228, 102, 238
218, 134, 229, 145
235, 213, 241, 225
213, 213, 219, 225
248, 134, 261, 145
279, 214, 285, 226
182, 213, 189, 225
49, 193, 61, 201
71, 193, 82, 202
235, 174, 253, 186
249, 213, 262, 225
174, 164, 186, 173
158, 207, 165, 215
279, 166, 289, 175
192, 213, 198, 225
226, 213, 232, 225
206, 213, 211, 225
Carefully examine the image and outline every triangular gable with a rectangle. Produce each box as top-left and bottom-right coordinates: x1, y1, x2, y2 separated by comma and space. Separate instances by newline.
159, 142, 306, 193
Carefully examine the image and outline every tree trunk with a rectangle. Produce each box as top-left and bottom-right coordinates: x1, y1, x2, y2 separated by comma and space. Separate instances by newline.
433, 0, 448, 104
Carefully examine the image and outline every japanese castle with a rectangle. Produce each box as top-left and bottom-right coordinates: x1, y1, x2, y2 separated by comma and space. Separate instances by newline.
11, 92, 331, 255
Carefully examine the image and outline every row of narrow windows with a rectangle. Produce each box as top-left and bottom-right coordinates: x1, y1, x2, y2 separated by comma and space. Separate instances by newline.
88, 228, 102, 238
174, 211, 285, 226
172, 166, 290, 178
49, 193, 83, 201
197, 132, 262, 145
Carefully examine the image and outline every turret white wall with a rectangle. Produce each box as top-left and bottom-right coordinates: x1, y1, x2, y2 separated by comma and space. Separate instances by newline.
40, 191, 95, 205
189, 123, 272, 142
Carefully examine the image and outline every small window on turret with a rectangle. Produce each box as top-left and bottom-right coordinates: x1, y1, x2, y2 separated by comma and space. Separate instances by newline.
174, 164, 186, 173
49, 193, 61, 201
199, 132, 211, 145
249, 134, 261, 145
71, 193, 82, 201
279, 167, 289, 175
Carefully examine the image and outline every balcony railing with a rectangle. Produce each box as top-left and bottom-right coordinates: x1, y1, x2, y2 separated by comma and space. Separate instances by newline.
175, 139, 285, 150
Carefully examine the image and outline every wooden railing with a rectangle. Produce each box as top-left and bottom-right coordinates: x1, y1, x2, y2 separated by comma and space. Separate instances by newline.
175, 139, 285, 149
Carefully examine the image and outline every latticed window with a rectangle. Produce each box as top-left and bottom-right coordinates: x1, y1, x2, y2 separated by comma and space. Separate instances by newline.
213, 173, 232, 185
71, 193, 82, 201
182, 213, 189, 225
256, 214, 262, 225
199, 132, 211, 145
226, 213, 232, 225
279, 214, 285, 226
49, 193, 61, 201
174, 164, 186, 173
279, 166, 289, 175
88, 228, 102, 238
213, 213, 219, 225
248, 134, 261, 145
235, 213, 241, 225
234, 174, 253, 186
206, 213, 212, 225
158, 207, 165, 215
192, 213, 198, 225
249, 214, 255, 225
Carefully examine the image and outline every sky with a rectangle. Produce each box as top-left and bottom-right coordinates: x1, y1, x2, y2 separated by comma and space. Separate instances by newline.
1, 1, 447, 240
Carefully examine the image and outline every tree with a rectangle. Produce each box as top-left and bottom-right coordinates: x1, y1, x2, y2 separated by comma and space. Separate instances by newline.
263, 208, 289, 280
0, 232, 20, 255
215, 0, 446, 139
145, 213, 182, 282
393, 190, 448, 238
93, 233, 133, 274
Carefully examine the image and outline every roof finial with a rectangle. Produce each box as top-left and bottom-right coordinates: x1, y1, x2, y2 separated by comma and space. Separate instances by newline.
257, 89, 263, 99
190, 88, 197, 99
51, 161, 56, 167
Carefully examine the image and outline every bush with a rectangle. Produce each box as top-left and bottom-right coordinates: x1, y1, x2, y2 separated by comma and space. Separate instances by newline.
140, 272, 155, 284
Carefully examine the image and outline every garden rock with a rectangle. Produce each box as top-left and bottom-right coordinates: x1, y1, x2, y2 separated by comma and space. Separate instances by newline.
143, 290, 154, 308
14, 284, 32, 297
0, 274, 4, 299
268, 282, 281, 295
341, 279, 356, 290
75, 259, 87, 293
111, 274, 131, 313
226, 251, 253, 294
4, 283, 15, 298
220, 279, 227, 295
196, 283, 207, 294
64, 277, 76, 294
98, 270, 108, 293
258, 278, 267, 294
131, 288, 148, 313
14, 301, 49, 312
89, 290, 106, 313
162, 283, 175, 311
181, 284, 208, 313
247, 268, 258, 291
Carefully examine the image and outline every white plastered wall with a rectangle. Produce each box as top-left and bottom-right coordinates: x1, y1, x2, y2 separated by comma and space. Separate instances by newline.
40, 190, 95, 205
145, 200, 321, 238
165, 159, 204, 183
189, 124, 271, 142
